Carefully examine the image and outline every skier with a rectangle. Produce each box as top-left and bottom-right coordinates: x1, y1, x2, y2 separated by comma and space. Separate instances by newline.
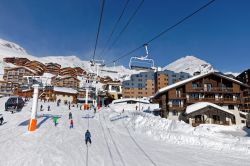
0, 115, 4, 125
70, 119, 74, 129
69, 103, 71, 110
69, 112, 72, 119
85, 130, 91, 145
53, 116, 59, 126
48, 105, 50, 111
40, 104, 43, 111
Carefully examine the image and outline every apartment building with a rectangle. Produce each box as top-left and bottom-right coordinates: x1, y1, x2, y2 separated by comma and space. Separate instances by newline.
237, 69, 250, 113
59, 67, 77, 77
3, 66, 38, 84
154, 72, 250, 126
122, 71, 155, 98
0, 80, 19, 96
24, 60, 46, 75
122, 70, 190, 98
51, 76, 80, 89
3, 57, 30, 66
45, 62, 61, 75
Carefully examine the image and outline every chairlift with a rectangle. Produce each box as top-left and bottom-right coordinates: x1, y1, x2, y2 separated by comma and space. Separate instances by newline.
90, 59, 105, 67
129, 44, 155, 70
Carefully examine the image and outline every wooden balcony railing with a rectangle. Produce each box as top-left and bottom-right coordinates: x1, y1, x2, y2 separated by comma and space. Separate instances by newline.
189, 87, 234, 93
187, 98, 241, 104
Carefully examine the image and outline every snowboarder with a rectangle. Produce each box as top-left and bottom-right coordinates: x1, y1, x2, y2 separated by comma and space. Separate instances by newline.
85, 130, 91, 145
70, 119, 74, 129
53, 116, 59, 126
48, 105, 50, 111
0, 115, 4, 125
40, 104, 43, 111
69, 112, 72, 119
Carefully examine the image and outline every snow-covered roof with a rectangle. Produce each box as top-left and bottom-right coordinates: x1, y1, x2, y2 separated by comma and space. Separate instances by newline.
154, 72, 249, 98
186, 102, 234, 115
53, 87, 77, 94
111, 98, 150, 104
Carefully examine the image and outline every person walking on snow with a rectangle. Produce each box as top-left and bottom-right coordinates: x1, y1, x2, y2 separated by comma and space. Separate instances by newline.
70, 119, 74, 129
40, 104, 43, 111
69, 112, 72, 119
85, 130, 91, 145
53, 116, 59, 126
48, 105, 50, 111
0, 115, 4, 125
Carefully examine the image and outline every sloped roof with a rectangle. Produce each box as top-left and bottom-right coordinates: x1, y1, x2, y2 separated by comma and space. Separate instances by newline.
53, 87, 77, 94
154, 72, 249, 98
186, 102, 234, 115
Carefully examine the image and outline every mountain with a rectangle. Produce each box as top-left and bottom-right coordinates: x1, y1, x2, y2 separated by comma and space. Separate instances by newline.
0, 38, 28, 55
163, 55, 214, 75
0, 38, 138, 81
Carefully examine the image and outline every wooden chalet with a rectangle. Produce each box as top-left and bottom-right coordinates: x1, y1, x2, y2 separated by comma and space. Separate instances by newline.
3, 57, 30, 66
24, 60, 45, 75
45, 62, 61, 75
59, 67, 77, 77
74, 67, 86, 76
51, 76, 80, 89
154, 72, 250, 126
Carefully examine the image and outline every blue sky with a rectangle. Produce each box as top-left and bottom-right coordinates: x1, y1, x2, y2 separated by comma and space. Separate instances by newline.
0, 0, 249, 72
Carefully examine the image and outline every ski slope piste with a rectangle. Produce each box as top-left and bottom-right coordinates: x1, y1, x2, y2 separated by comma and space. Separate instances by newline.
0, 97, 250, 166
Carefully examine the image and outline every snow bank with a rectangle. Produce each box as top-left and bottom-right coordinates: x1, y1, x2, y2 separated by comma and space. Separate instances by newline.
122, 112, 250, 153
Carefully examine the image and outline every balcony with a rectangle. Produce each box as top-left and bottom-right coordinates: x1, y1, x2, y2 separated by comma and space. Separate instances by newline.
189, 87, 233, 93
187, 97, 241, 104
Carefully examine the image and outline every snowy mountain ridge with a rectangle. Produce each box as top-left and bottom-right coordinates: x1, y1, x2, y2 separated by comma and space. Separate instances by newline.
0, 38, 139, 81
163, 55, 214, 75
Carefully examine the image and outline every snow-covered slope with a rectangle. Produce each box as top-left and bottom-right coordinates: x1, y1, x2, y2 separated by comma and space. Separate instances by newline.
0, 97, 250, 166
163, 55, 214, 75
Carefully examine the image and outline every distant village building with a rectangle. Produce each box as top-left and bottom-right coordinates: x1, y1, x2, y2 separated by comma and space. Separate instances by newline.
53, 87, 78, 103
3, 57, 30, 66
153, 72, 249, 126
45, 62, 61, 75
3, 66, 38, 84
51, 76, 80, 89
103, 82, 122, 100
0, 80, 18, 96
23, 60, 45, 75
122, 70, 190, 98
59, 67, 77, 77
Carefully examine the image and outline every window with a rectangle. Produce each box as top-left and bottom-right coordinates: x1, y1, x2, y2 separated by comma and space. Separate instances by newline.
228, 105, 234, 110
192, 83, 198, 88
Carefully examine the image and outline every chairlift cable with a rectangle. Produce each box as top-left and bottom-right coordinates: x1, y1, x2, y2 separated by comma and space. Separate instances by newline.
92, 0, 106, 62
103, 0, 145, 56
107, 0, 216, 65
97, 0, 130, 59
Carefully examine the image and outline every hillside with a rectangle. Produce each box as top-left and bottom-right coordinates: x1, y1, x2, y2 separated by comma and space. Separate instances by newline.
163, 55, 214, 75
0, 38, 138, 81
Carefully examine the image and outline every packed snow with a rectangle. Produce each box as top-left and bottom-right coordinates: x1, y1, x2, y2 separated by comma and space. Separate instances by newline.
0, 97, 250, 166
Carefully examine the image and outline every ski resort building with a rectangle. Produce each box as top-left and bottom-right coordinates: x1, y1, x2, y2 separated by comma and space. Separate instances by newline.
154, 72, 250, 126
45, 62, 61, 75
24, 60, 46, 75
103, 82, 122, 100
51, 76, 80, 89
59, 67, 77, 77
3, 57, 30, 66
122, 70, 190, 98
237, 69, 250, 113
0, 80, 18, 96
3, 66, 38, 84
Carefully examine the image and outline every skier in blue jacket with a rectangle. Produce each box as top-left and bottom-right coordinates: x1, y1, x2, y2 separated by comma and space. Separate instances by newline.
85, 130, 91, 145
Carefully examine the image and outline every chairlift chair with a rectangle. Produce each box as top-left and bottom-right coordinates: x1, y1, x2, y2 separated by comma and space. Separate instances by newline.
129, 44, 155, 70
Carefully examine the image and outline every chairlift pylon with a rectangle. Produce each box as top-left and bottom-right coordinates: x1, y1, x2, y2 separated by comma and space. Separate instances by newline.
129, 44, 155, 70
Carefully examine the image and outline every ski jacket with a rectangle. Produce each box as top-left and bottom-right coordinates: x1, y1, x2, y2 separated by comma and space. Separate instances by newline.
85, 131, 91, 139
